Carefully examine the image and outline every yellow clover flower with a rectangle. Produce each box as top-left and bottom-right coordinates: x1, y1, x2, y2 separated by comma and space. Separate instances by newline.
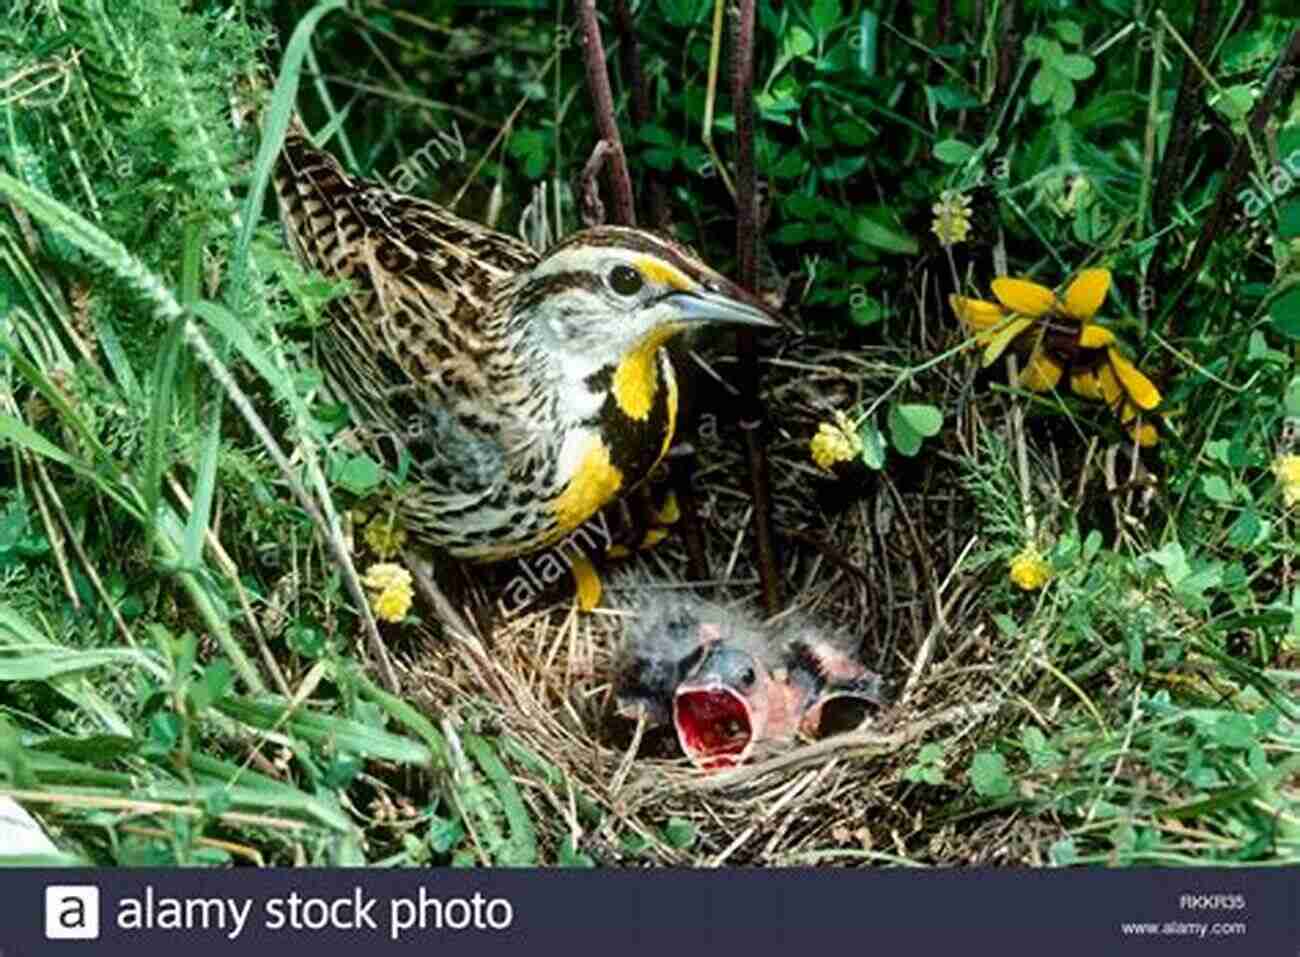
363, 514, 408, 559
363, 562, 414, 623
810, 411, 863, 472
1274, 454, 1300, 507
931, 190, 973, 247
1008, 544, 1052, 591
372, 585, 413, 623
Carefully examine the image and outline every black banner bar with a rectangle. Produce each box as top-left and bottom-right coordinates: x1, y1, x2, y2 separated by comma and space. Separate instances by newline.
8, 867, 1296, 954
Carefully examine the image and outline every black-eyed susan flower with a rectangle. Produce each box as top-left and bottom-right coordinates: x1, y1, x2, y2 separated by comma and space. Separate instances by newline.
949, 268, 1163, 445
1008, 544, 1052, 591
989, 268, 1112, 392
363, 562, 414, 623
810, 410, 863, 472
1274, 454, 1300, 507
931, 190, 974, 247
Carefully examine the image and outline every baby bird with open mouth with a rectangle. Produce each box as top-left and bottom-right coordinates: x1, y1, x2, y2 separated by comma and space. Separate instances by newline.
613, 580, 886, 770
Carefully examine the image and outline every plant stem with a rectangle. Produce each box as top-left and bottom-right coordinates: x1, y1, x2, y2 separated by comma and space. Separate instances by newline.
576, 0, 636, 227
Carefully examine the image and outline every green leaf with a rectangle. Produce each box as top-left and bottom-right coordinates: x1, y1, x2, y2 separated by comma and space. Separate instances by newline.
850, 293, 886, 327
638, 124, 674, 146
810, 0, 840, 35
888, 405, 922, 457
658, 0, 708, 27
844, 212, 918, 254
969, 750, 1012, 798
770, 222, 817, 245
189, 660, 234, 712
1082, 529, 1102, 561
1269, 286, 1300, 340
1213, 84, 1255, 121
783, 26, 815, 59
933, 138, 975, 165
1029, 67, 1058, 105
821, 154, 867, 181
895, 403, 943, 437
768, 149, 808, 179
1052, 79, 1076, 114
663, 817, 697, 849
1201, 475, 1234, 503
1049, 837, 1078, 866
1052, 20, 1083, 45
859, 420, 886, 469
1209, 713, 1255, 750
1277, 199, 1300, 239
558, 838, 595, 867
183, 404, 222, 568
1285, 375, 1300, 417
331, 454, 383, 494
1055, 54, 1095, 80
831, 121, 871, 146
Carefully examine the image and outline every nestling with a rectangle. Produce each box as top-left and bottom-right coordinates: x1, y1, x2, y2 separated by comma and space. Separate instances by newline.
615, 580, 886, 769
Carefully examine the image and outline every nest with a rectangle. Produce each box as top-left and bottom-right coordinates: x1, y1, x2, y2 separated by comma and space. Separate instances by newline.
398, 315, 1033, 866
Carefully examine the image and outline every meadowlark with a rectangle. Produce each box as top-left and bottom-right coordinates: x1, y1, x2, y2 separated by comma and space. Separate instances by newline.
273, 122, 778, 572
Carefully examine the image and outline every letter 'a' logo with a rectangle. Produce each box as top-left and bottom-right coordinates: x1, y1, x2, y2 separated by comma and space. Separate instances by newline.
45, 885, 101, 939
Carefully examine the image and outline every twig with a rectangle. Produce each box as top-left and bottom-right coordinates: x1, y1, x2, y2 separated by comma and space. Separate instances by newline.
576, 140, 611, 227
31, 456, 135, 646
667, 444, 710, 580
1167, 27, 1300, 323
612, 0, 668, 229
1148, 0, 1220, 306
576, 0, 636, 227
702, 0, 736, 200
1152, 0, 1219, 230
182, 322, 401, 694
731, 0, 781, 617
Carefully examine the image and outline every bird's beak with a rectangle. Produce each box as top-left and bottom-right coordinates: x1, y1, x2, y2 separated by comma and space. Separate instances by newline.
663, 286, 782, 328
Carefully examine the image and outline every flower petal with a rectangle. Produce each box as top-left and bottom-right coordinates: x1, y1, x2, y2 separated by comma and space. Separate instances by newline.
1062, 268, 1111, 320
1070, 369, 1103, 401
1107, 348, 1161, 410
949, 294, 1007, 331
1078, 323, 1115, 348
1131, 421, 1159, 447
1019, 349, 1063, 391
991, 277, 1056, 317
981, 316, 1034, 366
1097, 363, 1123, 405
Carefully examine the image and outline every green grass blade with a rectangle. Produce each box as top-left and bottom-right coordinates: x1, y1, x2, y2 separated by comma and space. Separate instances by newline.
228, 0, 347, 305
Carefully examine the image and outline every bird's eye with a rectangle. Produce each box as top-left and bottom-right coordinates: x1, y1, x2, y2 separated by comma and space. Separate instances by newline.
739, 667, 756, 687
608, 264, 644, 296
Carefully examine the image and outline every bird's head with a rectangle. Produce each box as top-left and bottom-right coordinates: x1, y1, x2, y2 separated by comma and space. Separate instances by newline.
511, 227, 780, 398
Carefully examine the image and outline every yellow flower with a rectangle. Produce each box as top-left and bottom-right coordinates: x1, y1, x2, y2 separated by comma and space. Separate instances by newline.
990, 268, 1110, 390
1275, 454, 1300, 507
363, 562, 411, 592
810, 411, 862, 471
372, 585, 413, 623
951, 269, 1164, 445
1008, 545, 1052, 591
363, 515, 408, 558
363, 562, 413, 623
931, 190, 973, 247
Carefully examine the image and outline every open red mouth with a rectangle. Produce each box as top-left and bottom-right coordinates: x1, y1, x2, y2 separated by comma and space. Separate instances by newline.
673, 685, 754, 770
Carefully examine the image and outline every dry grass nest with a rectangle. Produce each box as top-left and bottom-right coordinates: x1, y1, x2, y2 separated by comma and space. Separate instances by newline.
396, 316, 1082, 867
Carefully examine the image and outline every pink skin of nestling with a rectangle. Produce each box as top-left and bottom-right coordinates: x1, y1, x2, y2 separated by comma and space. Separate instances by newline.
672, 631, 885, 771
